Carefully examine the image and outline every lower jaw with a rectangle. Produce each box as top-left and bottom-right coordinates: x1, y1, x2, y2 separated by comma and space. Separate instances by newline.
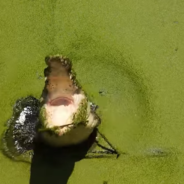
41, 124, 93, 147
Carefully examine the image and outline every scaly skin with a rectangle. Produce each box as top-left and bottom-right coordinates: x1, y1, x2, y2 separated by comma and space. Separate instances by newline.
39, 55, 101, 147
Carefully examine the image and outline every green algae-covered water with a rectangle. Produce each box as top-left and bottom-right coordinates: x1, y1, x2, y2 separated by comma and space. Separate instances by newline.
1, 0, 184, 183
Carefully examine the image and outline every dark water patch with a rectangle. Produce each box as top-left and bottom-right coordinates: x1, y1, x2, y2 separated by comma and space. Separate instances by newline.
1, 96, 40, 162
143, 147, 176, 158
30, 130, 97, 184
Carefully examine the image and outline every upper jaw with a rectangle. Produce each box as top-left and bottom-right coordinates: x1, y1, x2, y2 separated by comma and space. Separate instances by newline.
40, 55, 87, 130
41, 55, 80, 104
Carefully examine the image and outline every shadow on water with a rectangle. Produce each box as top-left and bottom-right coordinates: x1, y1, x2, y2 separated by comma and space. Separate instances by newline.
30, 129, 97, 184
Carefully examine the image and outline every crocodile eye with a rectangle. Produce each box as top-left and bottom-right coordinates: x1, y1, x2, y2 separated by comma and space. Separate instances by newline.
45, 56, 50, 65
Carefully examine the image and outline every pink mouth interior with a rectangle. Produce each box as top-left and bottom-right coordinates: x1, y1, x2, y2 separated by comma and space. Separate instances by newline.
48, 97, 73, 106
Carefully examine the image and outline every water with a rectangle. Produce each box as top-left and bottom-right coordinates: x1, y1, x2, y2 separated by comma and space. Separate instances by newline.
0, 0, 184, 183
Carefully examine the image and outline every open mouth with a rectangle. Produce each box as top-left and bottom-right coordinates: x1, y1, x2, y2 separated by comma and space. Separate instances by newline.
41, 93, 87, 135
48, 97, 73, 106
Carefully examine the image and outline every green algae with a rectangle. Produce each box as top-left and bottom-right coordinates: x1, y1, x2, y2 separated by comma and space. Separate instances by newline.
1, 0, 184, 184
72, 98, 88, 125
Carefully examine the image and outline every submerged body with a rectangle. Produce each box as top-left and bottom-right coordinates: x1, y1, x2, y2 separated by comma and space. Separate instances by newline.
39, 56, 101, 147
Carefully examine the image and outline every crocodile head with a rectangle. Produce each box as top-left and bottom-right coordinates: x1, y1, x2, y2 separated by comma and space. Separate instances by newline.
39, 56, 100, 147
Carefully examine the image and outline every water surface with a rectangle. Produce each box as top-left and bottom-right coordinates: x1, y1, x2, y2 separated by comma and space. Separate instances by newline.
0, 0, 184, 183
